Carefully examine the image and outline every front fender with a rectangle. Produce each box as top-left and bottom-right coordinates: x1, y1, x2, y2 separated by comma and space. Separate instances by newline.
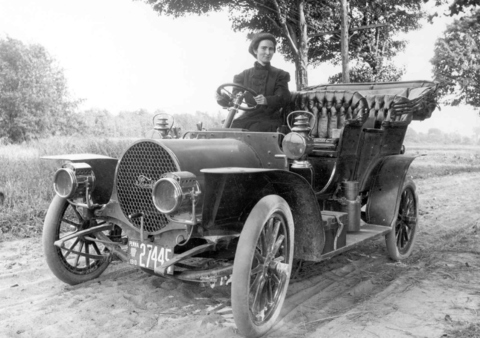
201, 168, 325, 261
365, 155, 417, 227
41, 154, 118, 204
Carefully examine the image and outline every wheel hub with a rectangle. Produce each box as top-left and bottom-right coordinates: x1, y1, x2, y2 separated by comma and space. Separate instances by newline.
269, 260, 289, 276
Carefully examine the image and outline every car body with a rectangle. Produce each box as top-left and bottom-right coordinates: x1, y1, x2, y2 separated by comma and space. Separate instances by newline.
42, 80, 437, 338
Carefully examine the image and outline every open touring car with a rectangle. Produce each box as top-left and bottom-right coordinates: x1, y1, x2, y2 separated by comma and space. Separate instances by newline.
42, 80, 437, 337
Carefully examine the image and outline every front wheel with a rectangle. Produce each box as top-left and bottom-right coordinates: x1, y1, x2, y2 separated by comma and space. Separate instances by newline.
232, 195, 294, 338
43, 195, 111, 285
385, 178, 418, 261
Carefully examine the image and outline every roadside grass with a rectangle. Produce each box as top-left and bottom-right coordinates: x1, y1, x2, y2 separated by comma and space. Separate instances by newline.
405, 143, 480, 179
0, 136, 131, 240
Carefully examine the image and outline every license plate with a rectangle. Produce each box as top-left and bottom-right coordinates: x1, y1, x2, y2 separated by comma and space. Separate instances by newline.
128, 240, 174, 273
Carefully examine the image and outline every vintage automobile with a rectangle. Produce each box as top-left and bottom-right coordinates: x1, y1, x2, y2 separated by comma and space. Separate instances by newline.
42, 80, 437, 338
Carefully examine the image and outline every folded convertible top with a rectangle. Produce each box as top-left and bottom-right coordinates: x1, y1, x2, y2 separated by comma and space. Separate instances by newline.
300, 80, 438, 121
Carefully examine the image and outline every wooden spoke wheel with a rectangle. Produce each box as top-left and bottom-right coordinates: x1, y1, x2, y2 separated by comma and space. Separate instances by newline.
232, 195, 294, 338
386, 178, 418, 260
43, 195, 111, 285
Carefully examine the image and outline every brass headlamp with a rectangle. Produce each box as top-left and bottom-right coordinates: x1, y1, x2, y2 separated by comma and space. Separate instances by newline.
53, 162, 95, 200
152, 171, 200, 215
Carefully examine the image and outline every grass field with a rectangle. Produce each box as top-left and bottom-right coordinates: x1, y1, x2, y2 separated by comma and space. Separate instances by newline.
0, 137, 132, 239
405, 144, 480, 178
1, 137, 479, 240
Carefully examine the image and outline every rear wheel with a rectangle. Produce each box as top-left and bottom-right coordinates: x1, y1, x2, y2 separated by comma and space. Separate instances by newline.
43, 195, 111, 285
386, 178, 418, 261
232, 195, 294, 338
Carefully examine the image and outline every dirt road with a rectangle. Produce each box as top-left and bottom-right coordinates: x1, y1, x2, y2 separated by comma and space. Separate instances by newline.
1, 172, 479, 338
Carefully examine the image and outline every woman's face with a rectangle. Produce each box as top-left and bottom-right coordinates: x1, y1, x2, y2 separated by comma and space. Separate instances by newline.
254, 40, 275, 65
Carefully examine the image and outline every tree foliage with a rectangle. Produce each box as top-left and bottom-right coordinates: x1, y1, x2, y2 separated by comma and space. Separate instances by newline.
404, 126, 479, 145
448, 0, 480, 15
427, 0, 479, 24
431, 9, 480, 108
0, 37, 80, 143
320, 1, 422, 75
329, 62, 404, 83
137, 0, 425, 89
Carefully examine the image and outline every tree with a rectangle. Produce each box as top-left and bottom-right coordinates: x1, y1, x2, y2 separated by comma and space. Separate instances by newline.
448, 0, 480, 15
431, 9, 480, 108
0, 37, 79, 143
137, 0, 425, 90
329, 62, 404, 83
427, 127, 444, 143
324, 0, 422, 83
82, 108, 113, 136
473, 125, 480, 138
428, 0, 479, 25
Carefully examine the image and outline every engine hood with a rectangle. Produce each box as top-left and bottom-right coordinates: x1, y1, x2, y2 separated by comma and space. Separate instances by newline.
112, 138, 263, 233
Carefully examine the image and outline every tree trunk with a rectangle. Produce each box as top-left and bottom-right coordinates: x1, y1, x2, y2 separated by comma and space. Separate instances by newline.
295, 0, 309, 90
341, 0, 350, 83
295, 53, 308, 90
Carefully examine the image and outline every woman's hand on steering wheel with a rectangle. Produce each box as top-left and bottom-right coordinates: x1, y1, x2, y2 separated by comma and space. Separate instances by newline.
216, 83, 259, 111
254, 94, 268, 106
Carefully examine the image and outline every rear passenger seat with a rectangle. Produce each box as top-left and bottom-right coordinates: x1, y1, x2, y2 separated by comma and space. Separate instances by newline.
286, 81, 438, 153
289, 90, 367, 138
285, 81, 438, 193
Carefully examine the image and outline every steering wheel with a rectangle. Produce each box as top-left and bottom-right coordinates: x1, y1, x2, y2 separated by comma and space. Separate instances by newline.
216, 83, 258, 112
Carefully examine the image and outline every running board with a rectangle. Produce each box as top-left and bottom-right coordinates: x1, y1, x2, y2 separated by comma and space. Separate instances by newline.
320, 224, 391, 260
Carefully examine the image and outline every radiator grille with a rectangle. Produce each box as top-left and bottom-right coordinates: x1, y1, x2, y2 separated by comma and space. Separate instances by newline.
116, 141, 179, 232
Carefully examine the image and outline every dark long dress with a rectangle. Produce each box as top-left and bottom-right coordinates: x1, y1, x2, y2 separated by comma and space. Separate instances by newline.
230, 62, 291, 132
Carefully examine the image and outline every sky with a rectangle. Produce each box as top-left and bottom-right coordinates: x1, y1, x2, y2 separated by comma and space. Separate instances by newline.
0, 0, 478, 135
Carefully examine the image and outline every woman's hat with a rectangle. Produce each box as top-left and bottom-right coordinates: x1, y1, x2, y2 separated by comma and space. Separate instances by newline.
249, 32, 277, 58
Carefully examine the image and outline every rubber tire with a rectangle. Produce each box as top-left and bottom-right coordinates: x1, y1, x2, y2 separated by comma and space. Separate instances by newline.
385, 178, 418, 261
232, 195, 294, 338
43, 195, 110, 285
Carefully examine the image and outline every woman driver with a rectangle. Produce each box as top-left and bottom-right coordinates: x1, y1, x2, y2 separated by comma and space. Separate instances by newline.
219, 32, 291, 132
